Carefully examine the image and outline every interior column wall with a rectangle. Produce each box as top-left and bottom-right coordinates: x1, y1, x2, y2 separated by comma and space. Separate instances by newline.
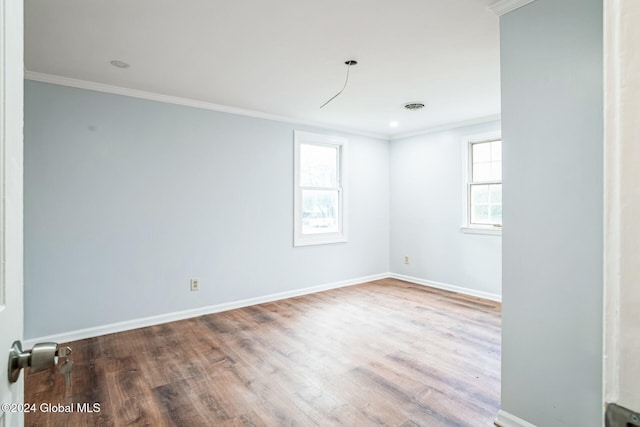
500, 0, 604, 425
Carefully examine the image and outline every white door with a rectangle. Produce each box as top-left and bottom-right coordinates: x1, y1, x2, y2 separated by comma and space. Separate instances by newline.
0, 0, 24, 425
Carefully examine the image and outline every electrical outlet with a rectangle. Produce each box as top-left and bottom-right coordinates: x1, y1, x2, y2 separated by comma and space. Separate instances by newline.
404, 256, 410, 265
190, 278, 200, 291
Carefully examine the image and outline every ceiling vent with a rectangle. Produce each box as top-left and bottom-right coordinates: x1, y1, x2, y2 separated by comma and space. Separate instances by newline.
403, 102, 425, 111
110, 60, 130, 69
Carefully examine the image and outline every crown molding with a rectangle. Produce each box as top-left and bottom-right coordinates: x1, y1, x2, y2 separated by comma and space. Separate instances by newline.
389, 114, 501, 141
24, 70, 388, 140
487, 0, 536, 16
24, 70, 500, 142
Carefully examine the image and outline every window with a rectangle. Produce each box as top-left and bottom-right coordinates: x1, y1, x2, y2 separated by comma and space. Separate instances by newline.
294, 131, 347, 246
462, 132, 502, 234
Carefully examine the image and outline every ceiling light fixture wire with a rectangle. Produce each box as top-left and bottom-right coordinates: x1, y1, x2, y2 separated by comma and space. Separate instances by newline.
320, 60, 358, 109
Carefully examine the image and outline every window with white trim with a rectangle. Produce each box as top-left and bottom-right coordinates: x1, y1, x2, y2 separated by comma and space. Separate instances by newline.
462, 133, 502, 234
294, 131, 347, 246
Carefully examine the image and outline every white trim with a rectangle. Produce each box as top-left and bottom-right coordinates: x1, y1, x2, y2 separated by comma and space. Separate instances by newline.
24, 71, 387, 141
603, 0, 622, 405
23, 273, 388, 348
460, 226, 501, 236
487, 0, 536, 16
25, 71, 504, 143
388, 273, 502, 302
603, 0, 640, 411
0, 0, 24, 415
464, 131, 502, 145
23, 272, 506, 346
0, 0, 5, 309
494, 410, 537, 427
389, 114, 501, 141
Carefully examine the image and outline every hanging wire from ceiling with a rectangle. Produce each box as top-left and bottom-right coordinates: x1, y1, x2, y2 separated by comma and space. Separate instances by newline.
320, 60, 358, 109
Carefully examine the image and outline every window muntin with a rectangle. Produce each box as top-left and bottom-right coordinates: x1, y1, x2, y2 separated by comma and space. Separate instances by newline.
294, 131, 347, 246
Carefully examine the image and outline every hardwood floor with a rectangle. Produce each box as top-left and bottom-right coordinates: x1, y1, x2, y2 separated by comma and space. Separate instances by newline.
24, 279, 501, 426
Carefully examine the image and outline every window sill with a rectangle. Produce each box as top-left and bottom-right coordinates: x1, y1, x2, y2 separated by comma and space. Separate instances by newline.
460, 226, 502, 236
294, 235, 348, 247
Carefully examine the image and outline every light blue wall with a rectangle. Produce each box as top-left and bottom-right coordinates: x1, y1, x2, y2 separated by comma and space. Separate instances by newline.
24, 81, 390, 339
389, 121, 502, 298
500, 0, 603, 425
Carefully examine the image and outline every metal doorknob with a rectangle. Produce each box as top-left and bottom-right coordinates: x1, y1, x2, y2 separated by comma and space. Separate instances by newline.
8, 340, 59, 383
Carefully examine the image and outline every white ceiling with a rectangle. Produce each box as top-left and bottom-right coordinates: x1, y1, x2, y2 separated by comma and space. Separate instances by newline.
24, 0, 501, 139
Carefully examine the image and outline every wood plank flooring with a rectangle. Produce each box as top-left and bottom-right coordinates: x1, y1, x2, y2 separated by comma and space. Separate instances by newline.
24, 279, 501, 426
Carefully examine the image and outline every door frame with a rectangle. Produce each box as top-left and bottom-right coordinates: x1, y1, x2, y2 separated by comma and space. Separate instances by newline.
603, 0, 640, 412
0, 0, 24, 424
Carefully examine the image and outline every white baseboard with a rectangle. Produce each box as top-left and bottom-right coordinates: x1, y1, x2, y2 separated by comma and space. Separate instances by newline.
494, 410, 537, 427
487, 0, 536, 17
24, 272, 502, 347
24, 273, 388, 347
388, 273, 502, 302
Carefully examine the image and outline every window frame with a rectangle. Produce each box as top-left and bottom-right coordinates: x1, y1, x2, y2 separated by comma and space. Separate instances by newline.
294, 131, 348, 247
461, 131, 502, 235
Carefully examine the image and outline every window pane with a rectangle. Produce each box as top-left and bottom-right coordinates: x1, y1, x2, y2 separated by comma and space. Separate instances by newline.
472, 140, 502, 182
490, 184, 502, 203
301, 190, 339, 234
471, 184, 490, 203
471, 204, 490, 224
300, 144, 338, 187
491, 161, 502, 180
492, 140, 502, 161
471, 183, 502, 225
472, 142, 491, 163
472, 162, 492, 181
490, 205, 503, 225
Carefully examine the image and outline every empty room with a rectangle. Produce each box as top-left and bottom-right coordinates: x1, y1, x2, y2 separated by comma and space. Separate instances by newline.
2, 0, 637, 426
